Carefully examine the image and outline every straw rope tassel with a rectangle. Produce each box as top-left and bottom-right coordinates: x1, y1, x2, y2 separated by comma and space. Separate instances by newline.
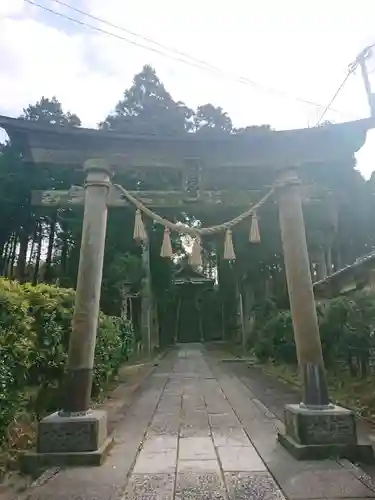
133, 209, 147, 242
160, 228, 173, 258
189, 236, 202, 267
249, 212, 261, 243
223, 230, 236, 260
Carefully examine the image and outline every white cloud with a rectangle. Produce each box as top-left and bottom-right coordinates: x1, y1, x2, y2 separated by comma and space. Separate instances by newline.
0, 16, 84, 113
0, 0, 374, 175
0, 0, 24, 17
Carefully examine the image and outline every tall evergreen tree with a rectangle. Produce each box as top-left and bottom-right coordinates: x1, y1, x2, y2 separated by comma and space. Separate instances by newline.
22, 96, 81, 127
100, 65, 194, 134
194, 104, 232, 134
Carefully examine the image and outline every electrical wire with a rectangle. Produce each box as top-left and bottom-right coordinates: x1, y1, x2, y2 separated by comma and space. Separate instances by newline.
315, 68, 356, 126
25, 0, 356, 117
47, 0, 358, 117
25, 1, 207, 69
49, 0, 237, 73
316, 42, 375, 125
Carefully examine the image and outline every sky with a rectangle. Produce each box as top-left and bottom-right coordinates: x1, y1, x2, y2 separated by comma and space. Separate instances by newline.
1, 0, 375, 177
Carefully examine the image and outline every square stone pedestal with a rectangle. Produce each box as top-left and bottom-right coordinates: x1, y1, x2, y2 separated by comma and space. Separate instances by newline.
278, 404, 374, 463
21, 410, 114, 472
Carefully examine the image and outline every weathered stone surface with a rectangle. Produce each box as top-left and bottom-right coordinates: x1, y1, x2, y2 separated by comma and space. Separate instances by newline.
217, 446, 266, 472
339, 459, 375, 494
284, 404, 357, 445
38, 410, 107, 453
182, 394, 206, 412
133, 449, 177, 474
178, 437, 216, 460
178, 460, 220, 472
175, 471, 227, 500
212, 428, 250, 447
279, 469, 375, 499
205, 402, 234, 414
278, 432, 374, 463
158, 396, 182, 412
148, 413, 180, 435
208, 412, 241, 429
22, 437, 114, 472
123, 473, 174, 499
179, 425, 211, 438
142, 435, 178, 453
33, 188, 277, 209
225, 472, 285, 500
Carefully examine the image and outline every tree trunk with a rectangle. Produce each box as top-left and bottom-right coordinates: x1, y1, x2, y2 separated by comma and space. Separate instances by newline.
16, 229, 29, 283
32, 222, 43, 286
1, 238, 11, 276
242, 281, 255, 345
60, 232, 68, 280
348, 350, 357, 377
335, 246, 342, 271
0, 237, 7, 274
9, 233, 18, 279
44, 216, 56, 283
326, 246, 333, 276
28, 224, 38, 270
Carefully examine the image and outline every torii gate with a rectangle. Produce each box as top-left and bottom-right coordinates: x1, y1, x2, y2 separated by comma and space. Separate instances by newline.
0, 115, 372, 467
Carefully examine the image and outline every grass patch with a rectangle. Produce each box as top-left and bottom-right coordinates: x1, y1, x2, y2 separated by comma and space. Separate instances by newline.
263, 361, 375, 421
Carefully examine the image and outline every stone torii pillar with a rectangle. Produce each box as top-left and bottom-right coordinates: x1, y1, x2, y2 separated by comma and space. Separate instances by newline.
64, 159, 111, 412
25, 159, 113, 469
278, 169, 329, 407
276, 168, 369, 461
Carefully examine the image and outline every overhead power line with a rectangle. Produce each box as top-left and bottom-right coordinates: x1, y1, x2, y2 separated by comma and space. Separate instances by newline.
315, 68, 356, 126
25, 1, 206, 69
25, 0, 357, 119
49, 0, 236, 72
46, 0, 359, 119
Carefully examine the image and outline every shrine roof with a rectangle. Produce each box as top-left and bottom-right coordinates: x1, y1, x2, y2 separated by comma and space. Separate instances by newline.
173, 264, 214, 286
0, 115, 373, 168
313, 251, 375, 298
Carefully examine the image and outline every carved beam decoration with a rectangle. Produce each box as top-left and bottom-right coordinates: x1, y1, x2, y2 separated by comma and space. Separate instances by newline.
32, 185, 332, 208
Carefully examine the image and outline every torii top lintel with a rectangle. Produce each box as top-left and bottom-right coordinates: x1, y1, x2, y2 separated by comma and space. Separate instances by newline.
0, 115, 373, 169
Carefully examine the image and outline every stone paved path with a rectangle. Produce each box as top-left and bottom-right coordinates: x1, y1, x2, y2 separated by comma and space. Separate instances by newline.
124, 345, 273, 499
20, 344, 375, 499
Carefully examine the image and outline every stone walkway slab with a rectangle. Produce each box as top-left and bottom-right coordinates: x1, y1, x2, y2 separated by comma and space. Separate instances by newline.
15, 344, 375, 500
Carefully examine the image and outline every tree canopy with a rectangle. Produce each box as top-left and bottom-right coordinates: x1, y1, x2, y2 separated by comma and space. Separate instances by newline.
99, 64, 267, 136
21, 96, 81, 127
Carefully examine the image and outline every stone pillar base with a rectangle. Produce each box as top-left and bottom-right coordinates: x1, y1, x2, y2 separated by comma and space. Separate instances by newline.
21, 410, 114, 472
278, 404, 374, 463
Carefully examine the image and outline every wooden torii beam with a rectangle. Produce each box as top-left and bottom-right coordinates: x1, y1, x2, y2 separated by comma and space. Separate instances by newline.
31, 185, 329, 208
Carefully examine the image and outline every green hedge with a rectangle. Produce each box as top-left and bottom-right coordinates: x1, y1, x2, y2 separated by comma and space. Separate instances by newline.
0, 278, 133, 444
253, 290, 375, 372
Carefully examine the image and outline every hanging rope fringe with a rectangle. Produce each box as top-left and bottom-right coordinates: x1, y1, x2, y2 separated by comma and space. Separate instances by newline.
223, 230, 236, 260
249, 212, 261, 243
160, 228, 173, 258
133, 209, 147, 242
189, 236, 202, 267
113, 183, 275, 237
112, 183, 276, 262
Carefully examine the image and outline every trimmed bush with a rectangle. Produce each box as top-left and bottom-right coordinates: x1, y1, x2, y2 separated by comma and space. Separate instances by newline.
0, 278, 133, 444
254, 310, 296, 363
254, 290, 375, 375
